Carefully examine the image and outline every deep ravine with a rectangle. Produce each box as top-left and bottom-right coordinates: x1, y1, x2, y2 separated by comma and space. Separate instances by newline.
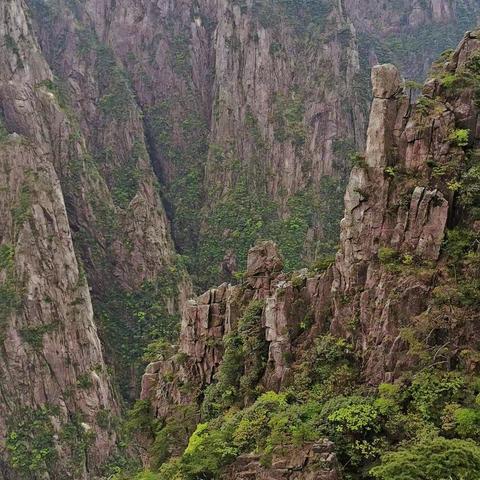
0, 1, 480, 479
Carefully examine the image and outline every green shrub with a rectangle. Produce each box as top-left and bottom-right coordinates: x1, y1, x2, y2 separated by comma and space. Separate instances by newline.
125, 400, 157, 436
6, 407, 57, 476
273, 90, 306, 147
151, 405, 197, 469
444, 228, 478, 262
202, 300, 265, 417
449, 128, 470, 147
77, 373, 93, 389
20, 323, 56, 350
328, 402, 381, 435
310, 254, 335, 273
180, 423, 237, 478
370, 436, 480, 480
454, 407, 480, 438
232, 392, 287, 452
349, 152, 367, 168
410, 371, 465, 423
0, 244, 14, 270
378, 247, 399, 264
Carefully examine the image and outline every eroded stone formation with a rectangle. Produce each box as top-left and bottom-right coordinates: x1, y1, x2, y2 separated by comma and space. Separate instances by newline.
142, 30, 480, 477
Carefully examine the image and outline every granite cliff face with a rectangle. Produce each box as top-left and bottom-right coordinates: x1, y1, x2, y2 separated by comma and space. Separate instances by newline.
0, 1, 118, 478
25, 0, 479, 290
141, 29, 480, 478
1, 0, 480, 478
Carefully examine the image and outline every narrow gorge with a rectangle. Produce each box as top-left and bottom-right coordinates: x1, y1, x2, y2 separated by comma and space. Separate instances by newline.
0, 1, 480, 479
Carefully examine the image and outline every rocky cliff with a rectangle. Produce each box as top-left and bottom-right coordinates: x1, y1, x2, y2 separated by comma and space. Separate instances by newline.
25, 0, 480, 291
1, 1, 480, 479
0, 1, 119, 478
139, 29, 480, 479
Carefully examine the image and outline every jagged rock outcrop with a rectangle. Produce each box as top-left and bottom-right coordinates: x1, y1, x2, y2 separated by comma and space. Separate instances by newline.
332, 31, 480, 382
2, 0, 480, 476
22, 0, 190, 399
141, 29, 480, 475
142, 240, 331, 413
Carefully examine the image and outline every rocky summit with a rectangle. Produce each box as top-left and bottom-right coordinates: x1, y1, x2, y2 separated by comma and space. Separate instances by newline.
1, 1, 480, 480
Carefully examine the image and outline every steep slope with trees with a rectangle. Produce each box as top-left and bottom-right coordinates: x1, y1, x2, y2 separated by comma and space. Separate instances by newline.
135, 30, 480, 480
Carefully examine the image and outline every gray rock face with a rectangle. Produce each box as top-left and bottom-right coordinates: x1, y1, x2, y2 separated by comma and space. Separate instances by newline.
142, 31, 480, 471
247, 241, 284, 278
0, 1, 120, 477
223, 441, 341, 479
371, 64, 402, 98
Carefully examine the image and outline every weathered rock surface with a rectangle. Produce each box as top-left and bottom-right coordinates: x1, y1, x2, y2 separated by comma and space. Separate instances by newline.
1, 0, 480, 477
142, 240, 331, 415
25, 0, 477, 289
23, 0, 190, 399
0, 1, 119, 477
142, 30, 480, 474
223, 440, 341, 480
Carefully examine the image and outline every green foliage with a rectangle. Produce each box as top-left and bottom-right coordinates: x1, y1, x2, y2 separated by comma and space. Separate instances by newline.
202, 300, 266, 418
38, 78, 75, 121
150, 404, 197, 469
77, 373, 94, 389
415, 96, 436, 117
409, 371, 465, 423
125, 400, 157, 437
273, 190, 316, 271
12, 184, 32, 229
444, 228, 479, 262
404, 79, 423, 91
96, 45, 136, 121
20, 323, 56, 350
252, 0, 333, 34
110, 140, 144, 208
169, 33, 191, 76
316, 176, 345, 258
328, 402, 380, 434
349, 152, 367, 168
96, 269, 183, 398
0, 243, 21, 328
309, 254, 335, 273
146, 99, 207, 261
142, 338, 176, 363
273, 90, 306, 148
237, 300, 268, 401
195, 178, 340, 288
6, 406, 57, 476
449, 128, 470, 147
179, 422, 237, 478
454, 407, 480, 438
370, 436, 480, 480
196, 178, 277, 288
458, 149, 480, 220
378, 247, 399, 264
0, 244, 14, 270
143, 363, 480, 479
60, 413, 96, 475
